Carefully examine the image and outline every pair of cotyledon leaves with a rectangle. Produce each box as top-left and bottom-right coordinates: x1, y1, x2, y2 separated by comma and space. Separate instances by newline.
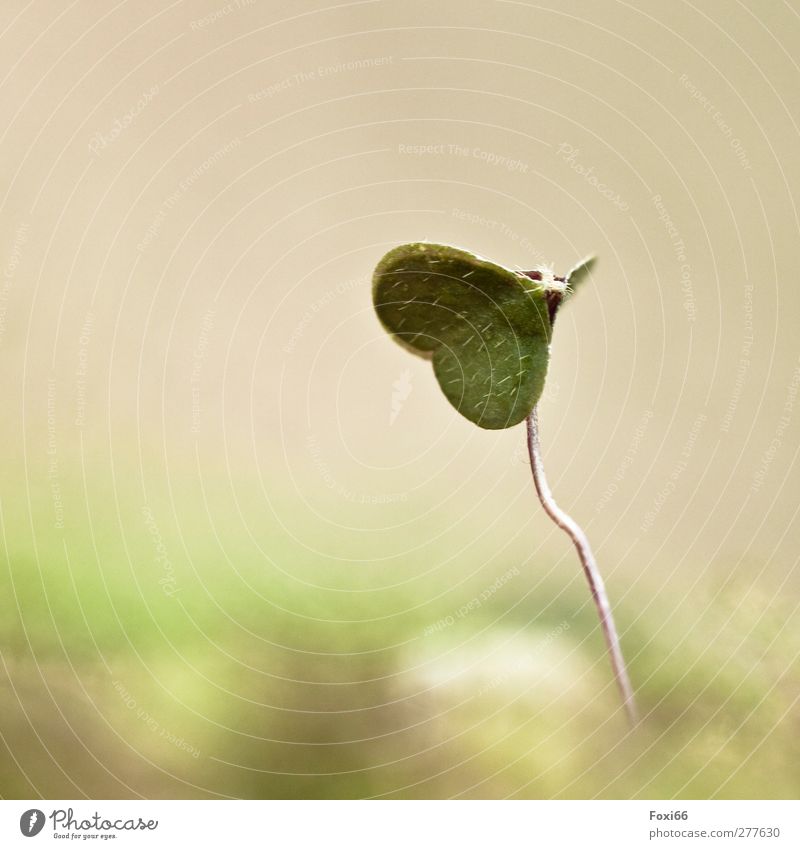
372, 243, 595, 430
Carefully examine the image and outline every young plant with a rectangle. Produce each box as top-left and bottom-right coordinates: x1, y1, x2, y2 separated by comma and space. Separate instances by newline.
372, 242, 637, 724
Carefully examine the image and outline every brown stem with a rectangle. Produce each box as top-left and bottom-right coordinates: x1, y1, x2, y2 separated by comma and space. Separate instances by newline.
525, 407, 638, 725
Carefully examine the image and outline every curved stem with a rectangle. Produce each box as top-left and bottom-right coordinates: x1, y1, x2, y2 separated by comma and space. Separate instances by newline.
525, 407, 638, 726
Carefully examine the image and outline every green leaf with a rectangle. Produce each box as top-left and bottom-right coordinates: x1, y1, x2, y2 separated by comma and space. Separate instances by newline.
372, 243, 552, 429
564, 255, 596, 301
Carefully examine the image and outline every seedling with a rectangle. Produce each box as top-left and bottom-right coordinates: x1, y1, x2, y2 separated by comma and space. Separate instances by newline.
372, 243, 637, 724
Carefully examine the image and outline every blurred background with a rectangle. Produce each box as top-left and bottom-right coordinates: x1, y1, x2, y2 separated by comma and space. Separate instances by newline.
1, 0, 799, 799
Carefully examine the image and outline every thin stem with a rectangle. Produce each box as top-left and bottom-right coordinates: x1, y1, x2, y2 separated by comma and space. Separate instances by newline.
525, 407, 638, 726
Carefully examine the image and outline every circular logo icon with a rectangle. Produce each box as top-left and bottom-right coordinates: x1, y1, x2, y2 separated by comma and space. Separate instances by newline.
19, 809, 45, 837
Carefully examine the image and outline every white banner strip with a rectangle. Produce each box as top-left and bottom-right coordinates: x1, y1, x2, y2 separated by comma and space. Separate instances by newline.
2, 800, 797, 847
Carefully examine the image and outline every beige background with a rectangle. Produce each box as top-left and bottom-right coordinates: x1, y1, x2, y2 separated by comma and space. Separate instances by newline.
1, 0, 799, 799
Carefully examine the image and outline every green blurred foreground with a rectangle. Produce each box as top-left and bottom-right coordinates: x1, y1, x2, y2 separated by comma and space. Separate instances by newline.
1, 480, 798, 800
